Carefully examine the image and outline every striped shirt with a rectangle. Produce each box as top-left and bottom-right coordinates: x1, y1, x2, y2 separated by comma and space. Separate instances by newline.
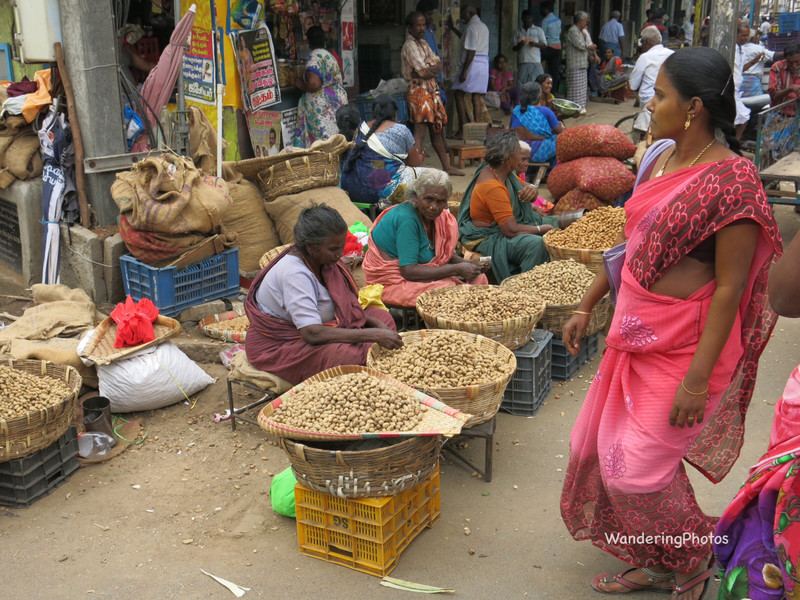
401, 34, 440, 93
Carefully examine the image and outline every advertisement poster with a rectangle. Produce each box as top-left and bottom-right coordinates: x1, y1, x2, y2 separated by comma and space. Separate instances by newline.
246, 111, 282, 156
342, 50, 354, 87
183, 26, 216, 104
281, 107, 298, 148
230, 28, 281, 111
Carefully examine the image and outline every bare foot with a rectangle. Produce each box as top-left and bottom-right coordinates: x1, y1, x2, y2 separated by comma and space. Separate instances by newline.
446, 167, 465, 176
672, 557, 713, 600
592, 567, 674, 594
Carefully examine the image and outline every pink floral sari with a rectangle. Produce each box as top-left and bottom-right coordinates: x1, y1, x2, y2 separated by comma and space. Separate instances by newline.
560, 152, 781, 572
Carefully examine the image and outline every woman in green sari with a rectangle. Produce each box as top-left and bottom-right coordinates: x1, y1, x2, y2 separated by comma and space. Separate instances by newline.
457, 131, 559, 282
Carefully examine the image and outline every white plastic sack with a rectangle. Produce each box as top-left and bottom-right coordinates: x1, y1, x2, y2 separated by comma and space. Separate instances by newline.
97, 341, 215, 412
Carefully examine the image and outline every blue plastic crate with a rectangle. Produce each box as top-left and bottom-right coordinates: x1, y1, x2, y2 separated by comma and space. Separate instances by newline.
501, 330, 553, 416
354, 92, 410, 123
551, 333, 599, 381
779, 12, 800, 33
120, 249, 240, 317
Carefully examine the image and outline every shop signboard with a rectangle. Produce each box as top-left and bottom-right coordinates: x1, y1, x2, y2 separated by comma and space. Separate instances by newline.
230, 28, 281, 111
281, 107, 298, 148
246, 111, 283, 156
183, 25, 216, 104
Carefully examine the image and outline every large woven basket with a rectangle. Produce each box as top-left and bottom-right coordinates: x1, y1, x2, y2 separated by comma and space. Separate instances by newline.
258, 244, 292, 270
258, 365, 470, 442
79, 315, 181, 366
415, 286, 545, 350
279, 435, 442, 498
0, 359, 82, 462
542, 232, 608, 274
367, 329, 516, 427
537, 295, 611, 337
256, 152, 339, 202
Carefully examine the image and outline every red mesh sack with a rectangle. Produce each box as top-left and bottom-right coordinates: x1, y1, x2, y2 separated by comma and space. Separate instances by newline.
556, 124, 636, 162
545, 161, 576, 201
553, 188, 607, 214
574, 157, 635, 202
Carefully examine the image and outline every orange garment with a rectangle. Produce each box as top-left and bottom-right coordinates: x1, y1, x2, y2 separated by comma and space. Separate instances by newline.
469, 179, 515, 225
22, 70, 52, 123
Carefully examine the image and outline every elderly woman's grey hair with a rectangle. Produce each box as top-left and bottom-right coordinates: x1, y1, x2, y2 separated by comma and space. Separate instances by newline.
407, 168, 453, 203
484, 131, 521, 167
519, 82, 542, 112
641, 25, 662, 46
574, 11, 589, 25
293, 204, 348, 254
518, 140, 532, 154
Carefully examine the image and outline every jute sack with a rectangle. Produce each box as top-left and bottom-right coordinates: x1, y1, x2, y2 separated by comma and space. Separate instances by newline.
225, 179, 281, 272
6, 134, 43, 180
189, 106, 227, 176
265, 187, 372, 245
111, 153, 232, 234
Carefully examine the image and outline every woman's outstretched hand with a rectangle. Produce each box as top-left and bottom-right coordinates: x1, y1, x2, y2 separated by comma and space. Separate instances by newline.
373, 329, 403, 350
562, 313, 590, 355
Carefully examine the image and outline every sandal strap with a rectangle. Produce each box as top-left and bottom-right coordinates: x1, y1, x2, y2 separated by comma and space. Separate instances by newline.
642, 567, 675, 581
672, 568, 712, 594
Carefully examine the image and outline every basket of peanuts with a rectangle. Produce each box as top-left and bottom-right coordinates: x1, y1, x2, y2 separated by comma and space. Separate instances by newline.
199, 310, 250, 343
415, 285, 546, 350
543, 206, 626, 274
368, 329, 516, 427
0, 359, 82, 462
502, 259, 611, 337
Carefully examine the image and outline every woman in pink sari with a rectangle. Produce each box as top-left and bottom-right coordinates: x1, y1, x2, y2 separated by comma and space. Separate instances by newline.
559, 47, 782, 600
363, 169, 489, 308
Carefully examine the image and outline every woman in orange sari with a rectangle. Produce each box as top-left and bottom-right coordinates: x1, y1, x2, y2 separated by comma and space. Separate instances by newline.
363, 169, 489, 308
559, 47, 781, 600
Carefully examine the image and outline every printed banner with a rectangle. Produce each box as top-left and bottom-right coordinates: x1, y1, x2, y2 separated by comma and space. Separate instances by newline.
246, 111, 283, 156
183, 26, 216, 104
281, 107, 298, 148
230, 28, 281, 111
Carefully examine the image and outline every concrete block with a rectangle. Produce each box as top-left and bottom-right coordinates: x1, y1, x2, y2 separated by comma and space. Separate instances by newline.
0, 179, 44, 288
229, 299, 244, 313
173, 339, 233, 365
178, 299, 227, 323
58, 224, 106, 303
104, 233, 125, 303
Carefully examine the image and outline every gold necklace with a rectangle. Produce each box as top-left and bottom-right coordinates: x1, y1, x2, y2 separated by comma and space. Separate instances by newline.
656, 138, 716, 177
488, 165, 504, 181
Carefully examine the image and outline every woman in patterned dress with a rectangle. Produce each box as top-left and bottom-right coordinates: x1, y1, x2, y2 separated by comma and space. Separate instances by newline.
293, 26, 348, 148
559, 47, 781, 600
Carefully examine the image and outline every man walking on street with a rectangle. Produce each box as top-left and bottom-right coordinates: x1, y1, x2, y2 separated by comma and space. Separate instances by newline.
540, 2, 563, 96
629, 26, 673, 137
448, 4, 490, 136
566, 11, 595, 113
514, 10, 547, 84
599, 11, 625, 57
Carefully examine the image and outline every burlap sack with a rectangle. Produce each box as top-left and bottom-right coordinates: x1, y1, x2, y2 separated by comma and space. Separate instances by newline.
224, 179, 281, 272
189, 106, 228, 175
264, 187, 373, 245
0, 295, 96, 343
0, 115, 29, 138
111, 153, 232, 234
229, 351, 292, 395
6, 134, 43, 180
8, 338, 98, 388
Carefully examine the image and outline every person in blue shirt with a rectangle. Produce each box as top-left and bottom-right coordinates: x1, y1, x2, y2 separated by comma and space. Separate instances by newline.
599, 10, 626, 57
540, 2, 563, 96
417, 0, 444, 85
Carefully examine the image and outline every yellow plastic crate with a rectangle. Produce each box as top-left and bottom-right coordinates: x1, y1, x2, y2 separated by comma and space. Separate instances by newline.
295, 464, 441, 577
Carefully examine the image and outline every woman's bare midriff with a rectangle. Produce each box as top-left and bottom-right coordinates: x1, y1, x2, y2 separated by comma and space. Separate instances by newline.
648, 255, 715, 300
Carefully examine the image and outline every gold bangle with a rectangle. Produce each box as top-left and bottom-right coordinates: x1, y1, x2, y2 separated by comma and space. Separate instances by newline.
680, 379, 709, 396
572, 310, 592, 315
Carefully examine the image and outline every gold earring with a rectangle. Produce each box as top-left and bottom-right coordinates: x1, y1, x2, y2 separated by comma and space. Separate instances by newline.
684, 114, 693, 130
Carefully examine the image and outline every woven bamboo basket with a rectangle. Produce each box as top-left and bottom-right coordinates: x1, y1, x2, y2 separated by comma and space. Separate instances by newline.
0, 359, 82, 462
199, 310, 249, 343
79, 315, 181, 366
415, 286, 545, 350
258, 365, 470, 442
256, 152, 339, 202
537, 295, 611, 337
279, 435, 442, 498
367, 329, 516, 427
542, 233, 608, 274
258, 244, 292, 270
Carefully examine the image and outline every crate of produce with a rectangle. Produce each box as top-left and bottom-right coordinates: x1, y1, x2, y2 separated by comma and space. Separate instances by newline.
779, 12, 800, 33
354, 92, 410, 123
501, 330, 553, 416
0, 427, 79, 507
295, 464, 441, 577
551, 333, 599, 381
120, 248, 240, 318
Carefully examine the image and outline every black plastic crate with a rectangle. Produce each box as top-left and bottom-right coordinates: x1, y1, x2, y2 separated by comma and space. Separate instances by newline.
0, 427, 79, 507
501, 330, 553, 416
551, 333, 599, 381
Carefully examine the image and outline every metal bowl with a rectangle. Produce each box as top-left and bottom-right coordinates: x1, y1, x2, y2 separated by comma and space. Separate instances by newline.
552, 98, 581, 117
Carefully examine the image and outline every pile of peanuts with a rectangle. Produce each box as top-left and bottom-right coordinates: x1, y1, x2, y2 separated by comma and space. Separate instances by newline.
205, 315, 250, 333
0, 366, 73, 420
546, 206, 626, 250
418, 286, 544, 322
372, 334, 514, 388
503, 259, 595, 305
270, 372, 424, 434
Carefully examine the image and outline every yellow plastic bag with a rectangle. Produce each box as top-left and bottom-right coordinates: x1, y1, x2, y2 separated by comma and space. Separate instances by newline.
359, 284, 388, 311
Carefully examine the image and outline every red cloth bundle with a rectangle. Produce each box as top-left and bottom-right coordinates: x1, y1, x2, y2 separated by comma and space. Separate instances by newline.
110, 296, 159, 348
343, 230, 363, 257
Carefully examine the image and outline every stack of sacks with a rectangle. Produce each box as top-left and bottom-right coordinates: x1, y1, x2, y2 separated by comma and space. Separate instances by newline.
548, 125, 636, 214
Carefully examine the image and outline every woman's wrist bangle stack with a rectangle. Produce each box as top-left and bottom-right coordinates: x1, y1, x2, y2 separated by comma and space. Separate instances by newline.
572, 310, 591, 315
536, 226, 541, 233
680, 379, 709, 396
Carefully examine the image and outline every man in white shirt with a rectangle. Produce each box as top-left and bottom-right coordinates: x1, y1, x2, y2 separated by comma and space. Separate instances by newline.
683, 13, 694, 45
742, 28, 775, 96
599, 11, 625, 57
629, 26, 673, 135
448, 4, 490, 134
513, 9, 547, 84
760, 16, 771, 38
734, 24, 754, 138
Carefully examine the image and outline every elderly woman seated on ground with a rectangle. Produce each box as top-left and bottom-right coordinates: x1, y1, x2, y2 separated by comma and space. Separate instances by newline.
244, 204, 401, 385
362, 168, 490, 307
457, 131, 560, 282
511, 82, 565, 168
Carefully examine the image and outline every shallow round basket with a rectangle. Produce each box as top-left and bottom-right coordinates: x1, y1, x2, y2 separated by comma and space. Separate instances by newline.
415, 286, 545, 350
543, 232, 608, 275
367, 329, 517, 427
199, 310, 249, 343
0, 359, 82, 463
552, 97, 581, 117
258, 244, 292, 270
256, 152, 339, 202
279, 435, 442, 498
